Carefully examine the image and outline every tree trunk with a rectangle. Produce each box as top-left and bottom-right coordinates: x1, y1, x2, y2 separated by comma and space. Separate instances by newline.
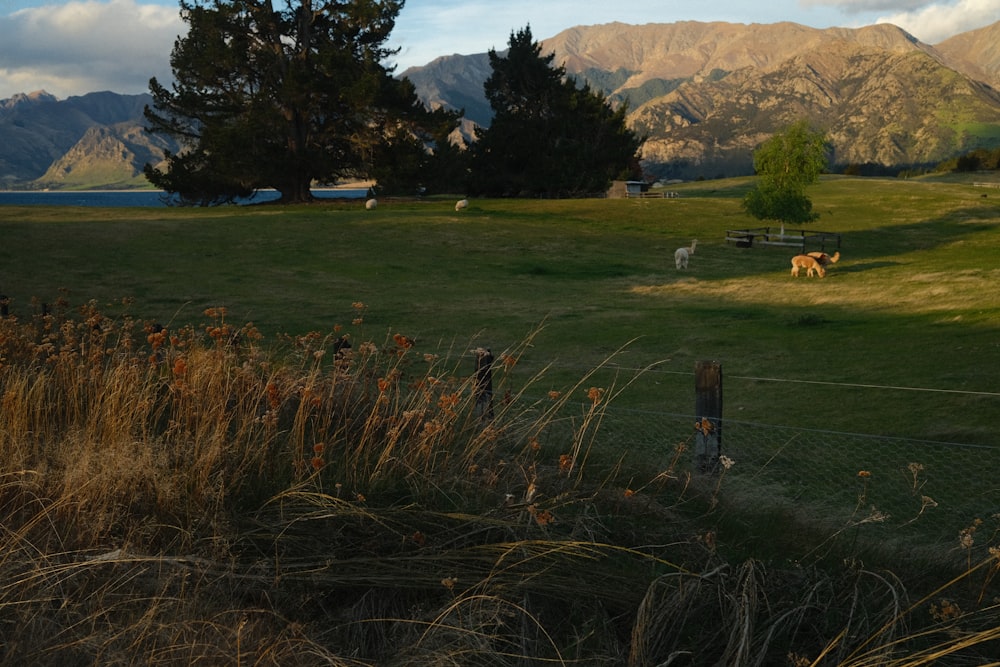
277, 178, 314, 204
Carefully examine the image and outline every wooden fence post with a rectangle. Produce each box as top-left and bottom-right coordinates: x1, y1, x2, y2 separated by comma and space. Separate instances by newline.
473, 348, 494, 422
694, 360, 723, 473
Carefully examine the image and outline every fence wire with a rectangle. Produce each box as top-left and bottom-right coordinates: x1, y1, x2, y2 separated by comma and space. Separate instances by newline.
506, 362, 1000, 554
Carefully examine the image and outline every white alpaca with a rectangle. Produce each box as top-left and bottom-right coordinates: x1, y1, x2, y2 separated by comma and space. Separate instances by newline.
674, 239, 698, 269
365, 198, 377, 210
455, 198, 469, 211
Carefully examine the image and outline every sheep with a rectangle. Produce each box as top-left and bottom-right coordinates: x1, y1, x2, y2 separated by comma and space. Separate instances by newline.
455, 198, 469, 212
790, 254, 826, 278
674, 239, 698, 270
365, 198, 377, 210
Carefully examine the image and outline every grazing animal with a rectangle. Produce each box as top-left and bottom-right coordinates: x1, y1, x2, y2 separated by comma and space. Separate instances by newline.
791, 254, 826, 278
455, 198, 469, 211
674, 239, 698, 269
365, 198, 377, 210
807, 250, 840, 266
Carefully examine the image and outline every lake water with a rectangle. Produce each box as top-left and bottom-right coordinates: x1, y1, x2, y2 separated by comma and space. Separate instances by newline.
0, 189, 368, 207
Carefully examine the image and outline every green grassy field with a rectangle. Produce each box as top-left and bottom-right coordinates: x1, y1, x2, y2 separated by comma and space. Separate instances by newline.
3, 175, 1000, 664
3, 175, 998, 444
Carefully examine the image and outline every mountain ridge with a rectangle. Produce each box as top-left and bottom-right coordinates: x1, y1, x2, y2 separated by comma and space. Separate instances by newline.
402, 19, 1000, 179
0, 90, 175, 189
3, 19, 1000, 188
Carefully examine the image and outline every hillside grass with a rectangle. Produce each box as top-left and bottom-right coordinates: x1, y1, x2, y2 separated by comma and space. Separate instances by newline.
2, 176, 1000, 664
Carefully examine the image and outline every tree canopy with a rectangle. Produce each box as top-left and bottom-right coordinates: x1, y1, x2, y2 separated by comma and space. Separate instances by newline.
467, 26, 644, 198
144, 0, 459, 205
742, 119, 829, 229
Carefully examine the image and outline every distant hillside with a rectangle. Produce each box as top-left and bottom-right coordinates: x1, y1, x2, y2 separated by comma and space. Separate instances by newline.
934, 21, 1000, 89
401, 53, 494, 127
0, 91, 174, 189
38, 123, 175, 189
403, 20, 1000, 179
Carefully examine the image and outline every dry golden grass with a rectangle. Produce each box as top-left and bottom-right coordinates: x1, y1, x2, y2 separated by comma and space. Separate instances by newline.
2, 300, 1000, 665
632, 267, 1000, 314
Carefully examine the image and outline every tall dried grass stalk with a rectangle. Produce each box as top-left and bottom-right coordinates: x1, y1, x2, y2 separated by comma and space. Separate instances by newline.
3, 301, 1000, 664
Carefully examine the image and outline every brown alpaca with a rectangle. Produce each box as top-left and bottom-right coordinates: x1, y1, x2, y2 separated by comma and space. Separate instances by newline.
807, 250, 840, 266
791, 254, 826, 278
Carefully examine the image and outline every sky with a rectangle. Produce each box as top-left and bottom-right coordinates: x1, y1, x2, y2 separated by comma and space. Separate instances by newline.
0, 0, 998, 100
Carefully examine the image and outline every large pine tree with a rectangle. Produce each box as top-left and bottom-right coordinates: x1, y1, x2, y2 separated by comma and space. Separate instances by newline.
468, 26, 644, 198
144, 0, 457, 205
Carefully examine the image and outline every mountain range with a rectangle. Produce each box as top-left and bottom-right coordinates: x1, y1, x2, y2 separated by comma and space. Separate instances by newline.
403, 19, 1000, 180
0, 90, 176, 189
2, 19, 999, 189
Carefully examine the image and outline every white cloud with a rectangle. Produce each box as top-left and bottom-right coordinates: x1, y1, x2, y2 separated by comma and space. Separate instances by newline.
0, 0, 181, 98
800, 0, 934, 12
875, 0, 1000, 42
389, 1, 562, 69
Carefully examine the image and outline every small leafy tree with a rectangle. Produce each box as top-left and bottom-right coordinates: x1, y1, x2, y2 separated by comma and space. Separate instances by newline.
743, 119, 829, 235
144, 0, 459, 205
469, 26, 643, 198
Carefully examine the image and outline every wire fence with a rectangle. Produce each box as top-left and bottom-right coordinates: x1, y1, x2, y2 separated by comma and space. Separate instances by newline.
507, 362, 1000, 552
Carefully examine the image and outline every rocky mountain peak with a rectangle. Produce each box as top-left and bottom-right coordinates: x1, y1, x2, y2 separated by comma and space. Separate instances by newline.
541, 20, 939, 91
402, 20, 1000, 180
1, 89, 58, 111
934, 20, 1000, 87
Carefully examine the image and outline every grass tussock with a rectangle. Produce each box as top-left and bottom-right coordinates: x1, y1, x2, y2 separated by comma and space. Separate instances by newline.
2, 299, 1000, 665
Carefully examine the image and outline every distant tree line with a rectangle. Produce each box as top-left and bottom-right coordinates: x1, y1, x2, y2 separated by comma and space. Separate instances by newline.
834, 146, 1000, 178
143, 1, 642, 205
938, 146, 1000, 172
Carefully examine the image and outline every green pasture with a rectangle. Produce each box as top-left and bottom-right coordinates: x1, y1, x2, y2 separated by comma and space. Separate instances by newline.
2, 175, 999, 445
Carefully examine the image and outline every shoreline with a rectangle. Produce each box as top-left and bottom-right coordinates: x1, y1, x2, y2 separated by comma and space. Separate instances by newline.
0, 186, 371, 194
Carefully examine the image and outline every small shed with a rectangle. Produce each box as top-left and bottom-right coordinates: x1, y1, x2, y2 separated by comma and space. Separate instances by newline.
607, 180, 649, 199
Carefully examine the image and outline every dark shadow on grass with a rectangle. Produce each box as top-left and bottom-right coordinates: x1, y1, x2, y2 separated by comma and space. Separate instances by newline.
514, 261, 633, 279
831, 260, 900, 273
839, 213, 998, 260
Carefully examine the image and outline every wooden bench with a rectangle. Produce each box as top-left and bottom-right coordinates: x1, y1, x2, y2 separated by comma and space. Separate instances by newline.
726, 226, 841, 252
624, 191, 680, 199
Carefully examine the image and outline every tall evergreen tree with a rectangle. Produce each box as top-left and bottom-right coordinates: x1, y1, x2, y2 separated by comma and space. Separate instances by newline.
469, 26, 643, 198
367, 77, 468, 196
144, 0, 458, 205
